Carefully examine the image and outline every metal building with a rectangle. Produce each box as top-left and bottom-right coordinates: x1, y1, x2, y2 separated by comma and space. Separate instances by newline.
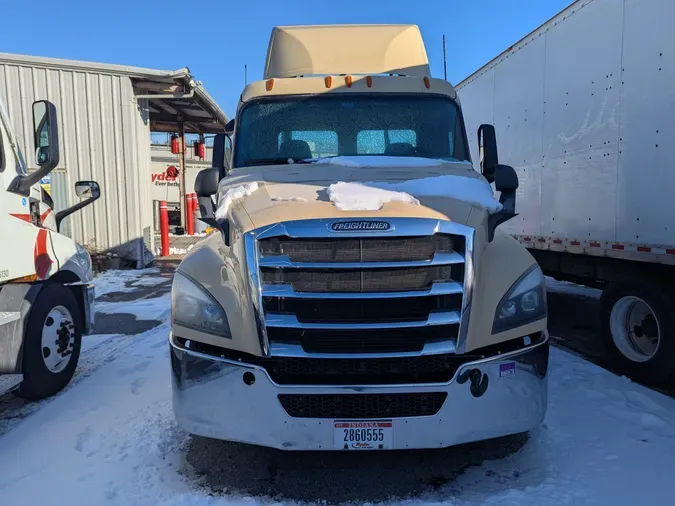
0, 52, 227, 267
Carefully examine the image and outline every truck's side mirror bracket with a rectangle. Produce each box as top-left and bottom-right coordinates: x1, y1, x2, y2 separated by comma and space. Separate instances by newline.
9, 100, 61, 195
55, 181, 101, 232
488, 164, 519, 242
477, 124, 498, 184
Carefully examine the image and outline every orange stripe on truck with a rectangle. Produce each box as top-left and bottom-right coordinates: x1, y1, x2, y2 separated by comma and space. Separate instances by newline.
34, 229, 53, 279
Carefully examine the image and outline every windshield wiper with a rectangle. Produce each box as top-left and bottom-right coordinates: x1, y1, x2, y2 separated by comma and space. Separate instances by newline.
245, 157, 313, 166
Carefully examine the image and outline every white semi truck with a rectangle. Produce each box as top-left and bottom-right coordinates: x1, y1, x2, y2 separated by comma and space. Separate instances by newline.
0, 98, 100, 399
458, 0, 674, 384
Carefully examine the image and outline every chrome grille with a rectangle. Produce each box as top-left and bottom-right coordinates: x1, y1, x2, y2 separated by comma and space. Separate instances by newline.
247, 219, 474, 357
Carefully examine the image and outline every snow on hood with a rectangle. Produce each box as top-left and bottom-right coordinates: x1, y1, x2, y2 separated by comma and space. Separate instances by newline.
327, 182, 420, 211
375, 174, 503, 213
214, 182, 259, 220
214, 157, 502, 219
327, 175, 502, 213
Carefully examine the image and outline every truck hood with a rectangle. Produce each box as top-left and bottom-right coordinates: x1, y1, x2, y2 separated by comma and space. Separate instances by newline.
217, 159, 500, 233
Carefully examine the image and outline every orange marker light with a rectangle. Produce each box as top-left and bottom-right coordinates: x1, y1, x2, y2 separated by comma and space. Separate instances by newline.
345, 76, 352, 88
424, 76, 430, 89
266, 79, 275, 91
366, 76, 373, 88
324, 76, 332, 88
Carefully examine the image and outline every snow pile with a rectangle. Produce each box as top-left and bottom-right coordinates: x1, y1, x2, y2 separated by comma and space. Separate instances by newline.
311, 156, 501, 213
270, 196, 308, 203
326, 175, 502, 214
154, 247, 189, 256
546, 276, 602, 299
377, 175, 503, 213
215, 182, 259, 220
327, 181, 419, 211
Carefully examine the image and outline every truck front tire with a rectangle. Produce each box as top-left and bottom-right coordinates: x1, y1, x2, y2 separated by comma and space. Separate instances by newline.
17, 284, 83, 400
600, 281, 675, 385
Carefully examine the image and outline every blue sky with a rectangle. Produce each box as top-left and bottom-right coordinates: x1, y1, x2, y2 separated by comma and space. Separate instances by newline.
3, 0, 571, 118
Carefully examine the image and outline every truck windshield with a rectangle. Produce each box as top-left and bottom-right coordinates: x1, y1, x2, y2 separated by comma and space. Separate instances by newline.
233, 95, 470, 168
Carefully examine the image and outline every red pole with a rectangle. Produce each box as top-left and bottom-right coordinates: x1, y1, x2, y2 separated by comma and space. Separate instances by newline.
186, 194, 195, 235
159, 201, 170, 256
191, 193, 198, 231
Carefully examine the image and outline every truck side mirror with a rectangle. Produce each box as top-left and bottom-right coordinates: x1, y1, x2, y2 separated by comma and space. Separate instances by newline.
195, 167, 231, 245
9, 100, 62, 194
194, 168, 220, 219
32, 100, 60, 170
75, 181, 101, 200
212, 133, 232, 177
55, 180, 101, 232
493, 164, 518, 214
487, 164, 518, 242
477, 124, 498, 184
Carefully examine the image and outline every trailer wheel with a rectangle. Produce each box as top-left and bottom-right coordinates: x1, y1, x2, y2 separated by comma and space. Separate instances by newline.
601, 281, 675, 384
17, 284, 83, 400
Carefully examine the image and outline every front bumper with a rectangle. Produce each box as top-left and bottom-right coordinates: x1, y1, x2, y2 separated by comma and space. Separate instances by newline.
170, 332, 549, 451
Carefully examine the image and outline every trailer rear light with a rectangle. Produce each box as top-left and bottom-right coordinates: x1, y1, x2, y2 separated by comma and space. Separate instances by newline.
667, 249, 675, 255
324, 76, 332, 88
611, 244, 624, 250
637, 246, 651, 252
266, 79, 275, 91
424, 76, 430, 89
366, 76, 372, 88
345, 76, 352, 87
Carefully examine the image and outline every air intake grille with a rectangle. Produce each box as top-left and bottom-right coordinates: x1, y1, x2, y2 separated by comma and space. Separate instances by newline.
259, 235, 457, 263
278, 392, 447, 418
263, 295, 462, 323
258, 354, 466, 384
261, 265, 463, 293
266, 325, 458, 353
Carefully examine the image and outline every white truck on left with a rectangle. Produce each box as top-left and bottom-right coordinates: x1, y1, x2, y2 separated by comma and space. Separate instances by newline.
0, 98, 100, 399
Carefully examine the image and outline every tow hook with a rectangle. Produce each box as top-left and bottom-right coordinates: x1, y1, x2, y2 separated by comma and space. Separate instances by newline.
457, 368, 489, 398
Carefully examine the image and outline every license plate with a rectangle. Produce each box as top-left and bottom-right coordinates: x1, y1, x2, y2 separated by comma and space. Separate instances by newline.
333, 421, 393, 450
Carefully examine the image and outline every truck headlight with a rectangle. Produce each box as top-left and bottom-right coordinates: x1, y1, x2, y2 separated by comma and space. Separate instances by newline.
493, 264, 547, 334
172, 271, 231, 337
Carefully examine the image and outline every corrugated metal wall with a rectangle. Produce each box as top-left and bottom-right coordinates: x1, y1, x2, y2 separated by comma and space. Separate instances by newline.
0, 60, 153, 266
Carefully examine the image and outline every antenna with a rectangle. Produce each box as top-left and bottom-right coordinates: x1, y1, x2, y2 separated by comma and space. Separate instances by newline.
442, 34, 447, 81
244, 64, 248, 85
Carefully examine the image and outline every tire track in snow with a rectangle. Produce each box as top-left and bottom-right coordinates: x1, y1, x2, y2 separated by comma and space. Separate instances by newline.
0, 298, 170, 436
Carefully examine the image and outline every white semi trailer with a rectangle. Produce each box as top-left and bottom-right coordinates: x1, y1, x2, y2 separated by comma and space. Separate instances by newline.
458, 0, 675, 384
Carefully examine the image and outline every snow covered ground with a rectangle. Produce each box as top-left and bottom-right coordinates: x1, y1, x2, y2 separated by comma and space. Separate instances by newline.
545, 276, 602, 299
0, 271, 674, 505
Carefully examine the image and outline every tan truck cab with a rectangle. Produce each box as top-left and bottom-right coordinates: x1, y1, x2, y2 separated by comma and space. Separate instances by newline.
170, 25, 548, 450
